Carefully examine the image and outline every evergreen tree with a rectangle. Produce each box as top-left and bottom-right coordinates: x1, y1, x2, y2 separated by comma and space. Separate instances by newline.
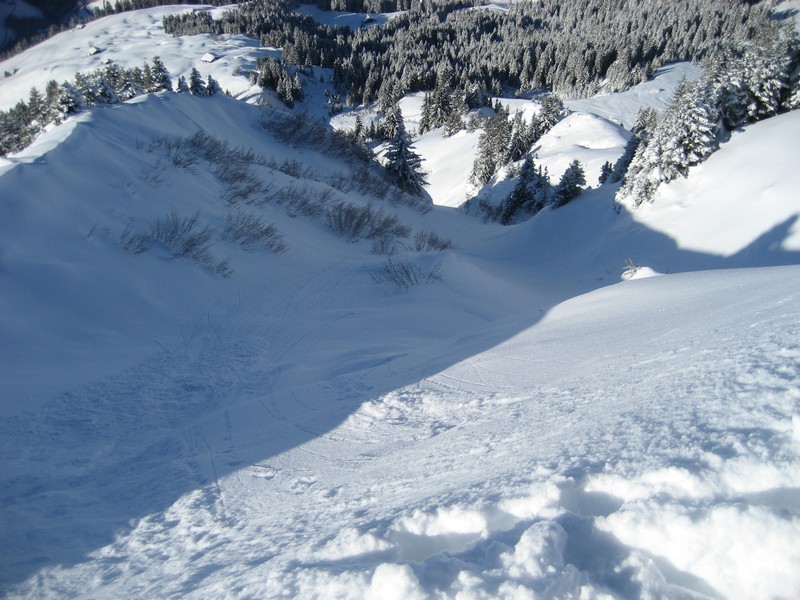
381, 103, 403, 140
419, 92, 434, 133
206, 74, 222, 95
55, 82, 83, 120
27, 88, 46, 133
470, 105, 511, 186
495, 156, 553, 224
554, 160, 586, 207
609, 106, 658, 184
383, 118, 427, 195
150, 56, 172, 92
141, 63, 155, 93
539, 94, 565, 131
499, 155, 535, 224
189, 68, 206, 96
598, 161, 613, 186
506, 112, 530, 162
442, 106, 463, 137
176, 75, 189, 93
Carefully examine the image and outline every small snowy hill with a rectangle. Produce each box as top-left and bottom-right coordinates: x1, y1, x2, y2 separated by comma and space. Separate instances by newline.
1, 9, 800, 600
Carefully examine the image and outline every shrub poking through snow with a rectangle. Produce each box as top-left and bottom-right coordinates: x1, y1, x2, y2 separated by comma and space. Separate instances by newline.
325, 202, 410, 242
119, 210, 231, 276
413, 230, 453, 252
221, 212, 286, 253
372, 259, 442, 289
150, 209, 213, 260
276, 184, 327, 217
370, 237, 400, 256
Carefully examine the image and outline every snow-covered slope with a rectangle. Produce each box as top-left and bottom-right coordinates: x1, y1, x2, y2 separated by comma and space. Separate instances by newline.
1, 8, 800, 600
624, 110, 800, 256
0, 5, 265, 110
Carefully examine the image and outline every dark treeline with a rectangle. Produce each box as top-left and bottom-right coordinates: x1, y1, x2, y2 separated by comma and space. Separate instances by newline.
163, 0, 777, 104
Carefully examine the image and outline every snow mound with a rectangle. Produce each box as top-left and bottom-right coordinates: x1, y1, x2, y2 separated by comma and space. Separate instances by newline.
534, 111, 630, 184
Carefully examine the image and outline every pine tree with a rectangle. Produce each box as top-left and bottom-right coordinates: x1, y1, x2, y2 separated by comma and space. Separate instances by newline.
189, 68, 206, 96
206, 74, 222, 96
506, 112, 530, 162
470, 105, 511, 185
56, 82, 83, 120
539, 94, 565, 131
27, 88, 46, 133
598, 161, 613, 185
381, 103, 403, 140
554, 159, 585, 207
609, 106, 658, 184
150, 56, 172, 92
141, 63, 155, 93
176, 75, 189, 93
419, 92, 434, 133
383, 118, 427, 195
442, 106, 463, 137
499, 155, 535, 224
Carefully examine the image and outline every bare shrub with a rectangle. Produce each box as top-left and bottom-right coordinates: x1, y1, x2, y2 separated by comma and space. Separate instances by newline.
278, 158, 305, 178
222, 212, 286, 253
120, 209, 230, 277
120, 225, 152, 254
370, 237, 400, 255
326, 202, 410, 242
150, 209, 214, 263
413, 230, 454, 252
152, 136, 198, 170
326, 201, 373, 240
395, 190, 433, 214
219, 170, 270, 206
326, 171, 353, 193
276, 184, 324, 217
370, 210, 410, 239
372, 259, 442, 289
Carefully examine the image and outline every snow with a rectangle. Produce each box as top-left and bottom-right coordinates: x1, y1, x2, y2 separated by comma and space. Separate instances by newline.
533, 111, 629, 185
567, 62, 703, 130
624, 110, 800, 256
774, 0, 800, 32
0, 5, 268, 110
2, 8, 800, 600
295, 3, 397, 30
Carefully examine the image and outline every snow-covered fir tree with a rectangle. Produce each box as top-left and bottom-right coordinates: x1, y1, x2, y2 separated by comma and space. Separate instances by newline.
383, 116, 427, 196
188, 68, 206, 96
175, 76, 189, 94
554, 160, 586, 207
496, 155, 552, 224
150, 56, 172, 92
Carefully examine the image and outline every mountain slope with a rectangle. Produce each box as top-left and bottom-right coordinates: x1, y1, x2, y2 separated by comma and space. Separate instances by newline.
1, 9, 799, 599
